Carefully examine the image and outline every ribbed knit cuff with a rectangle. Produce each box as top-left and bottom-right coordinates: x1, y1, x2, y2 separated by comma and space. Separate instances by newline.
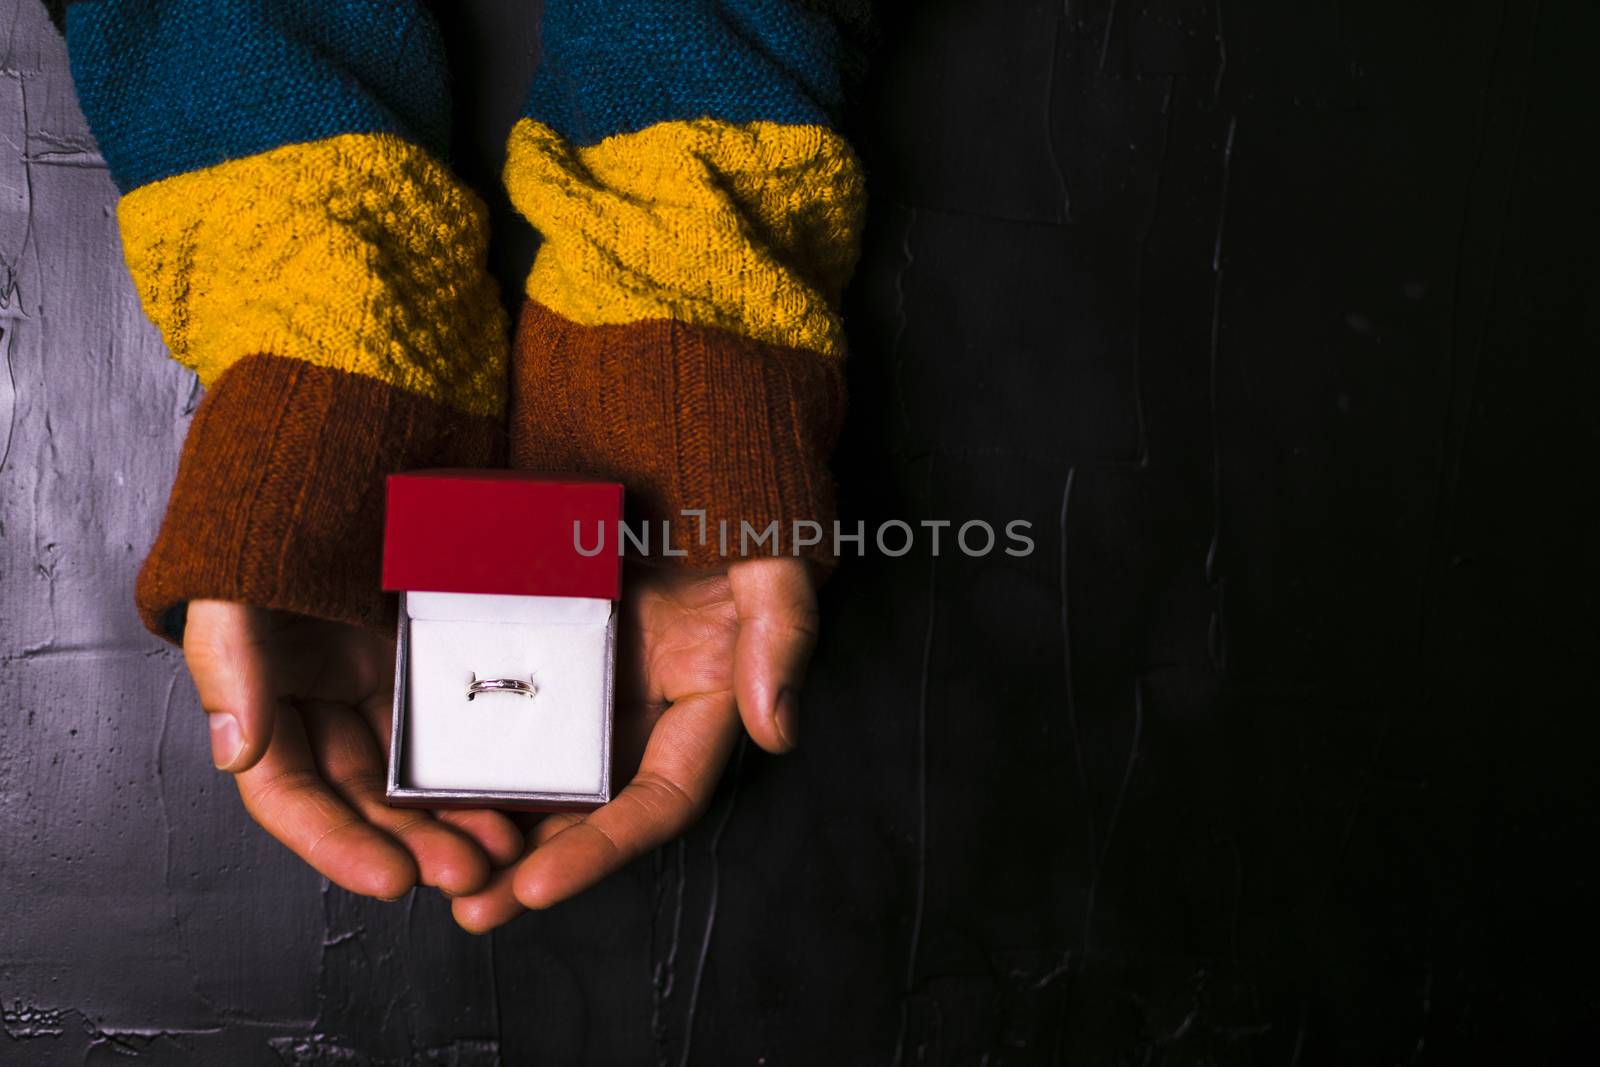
510, 299, 845, 569
136, 355, 502, 642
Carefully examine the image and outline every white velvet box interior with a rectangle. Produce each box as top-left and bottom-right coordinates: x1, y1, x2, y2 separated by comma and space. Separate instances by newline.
401, 591, 611, 796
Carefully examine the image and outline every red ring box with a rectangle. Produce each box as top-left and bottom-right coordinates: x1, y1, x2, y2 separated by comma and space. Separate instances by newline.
381, 470, 624, 811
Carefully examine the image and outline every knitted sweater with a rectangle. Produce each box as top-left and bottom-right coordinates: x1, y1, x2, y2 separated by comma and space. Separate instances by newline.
47, 1, 867, 640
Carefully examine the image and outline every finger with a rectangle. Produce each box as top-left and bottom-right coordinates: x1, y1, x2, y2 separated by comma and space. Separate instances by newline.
438, 810, 526, 868
351, 672, 526, 871
513, 691, 740, 909
451, 861, 527, 934
235, 706, 417, 900
449, 814, 609, 932
727, 558, 819, 753
301, 700, 492, 896
451, 819, 555, 933
451, 812, 569, 927
184, 600, 282, 773
533, 812, 584, 847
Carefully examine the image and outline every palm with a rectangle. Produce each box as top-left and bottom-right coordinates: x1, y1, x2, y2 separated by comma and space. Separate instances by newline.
619, 568, 742, 776
187, 609, 394, 734
451, 558, 817, 930
185, 603, 522, 899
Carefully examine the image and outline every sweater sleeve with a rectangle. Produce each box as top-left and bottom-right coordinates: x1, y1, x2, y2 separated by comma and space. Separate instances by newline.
503, 0, 868, 566
56, 1, 508, 639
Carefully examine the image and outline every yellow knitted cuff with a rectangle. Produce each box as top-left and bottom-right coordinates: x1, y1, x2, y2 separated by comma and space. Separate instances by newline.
118, 132, 508, 417
504, 117, 866, 359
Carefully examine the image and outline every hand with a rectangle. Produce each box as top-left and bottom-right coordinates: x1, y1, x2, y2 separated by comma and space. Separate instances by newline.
184, 601, 523, 899
449, 556, 819, 931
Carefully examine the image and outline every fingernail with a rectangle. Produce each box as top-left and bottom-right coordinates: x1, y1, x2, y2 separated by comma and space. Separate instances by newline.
209, 713, 244, 770
774, 688, 800, 750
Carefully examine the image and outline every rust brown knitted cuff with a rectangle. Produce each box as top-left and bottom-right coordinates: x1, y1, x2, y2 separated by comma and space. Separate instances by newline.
510, 299, 845, 569
135, 355, 502, 642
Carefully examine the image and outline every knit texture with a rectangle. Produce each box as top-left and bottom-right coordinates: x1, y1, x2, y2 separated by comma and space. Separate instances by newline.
137, 356, 502, 640
119, 132, 507, 417
510, 1, 867, 568
64, 0, 451, 192
511, 300, 844, 567
504, 117, 864, 360
524, 0, 845, 147
56, 1, 516, 637
57, 0, 865, 632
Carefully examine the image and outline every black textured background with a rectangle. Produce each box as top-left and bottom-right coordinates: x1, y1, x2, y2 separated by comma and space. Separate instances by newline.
3, 0, 1599, 1063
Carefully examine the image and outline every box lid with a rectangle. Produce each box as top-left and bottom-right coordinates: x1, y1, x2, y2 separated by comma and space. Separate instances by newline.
382, 470, 623, 600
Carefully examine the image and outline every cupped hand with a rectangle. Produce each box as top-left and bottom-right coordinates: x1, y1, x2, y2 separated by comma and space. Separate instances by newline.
183, 601, 523, 900
450, 556, 819, 932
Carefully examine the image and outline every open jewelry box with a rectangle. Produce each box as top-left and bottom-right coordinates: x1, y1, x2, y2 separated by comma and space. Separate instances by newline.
380, 470, 623, 812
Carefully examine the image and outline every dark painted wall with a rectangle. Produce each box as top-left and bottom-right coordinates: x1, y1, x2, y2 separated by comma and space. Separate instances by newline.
3, 0, 1597, 1063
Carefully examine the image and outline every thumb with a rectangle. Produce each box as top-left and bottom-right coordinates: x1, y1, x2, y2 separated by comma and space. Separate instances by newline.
182, 600, 281, 773
728, 558, 819, 754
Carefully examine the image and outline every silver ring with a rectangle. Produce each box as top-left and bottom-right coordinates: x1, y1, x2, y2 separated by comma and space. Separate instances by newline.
466, 673, 538, 701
